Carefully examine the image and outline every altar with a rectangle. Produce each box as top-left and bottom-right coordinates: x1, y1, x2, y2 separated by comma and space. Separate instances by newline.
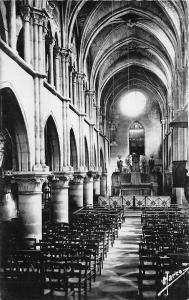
112, 153, 159, 196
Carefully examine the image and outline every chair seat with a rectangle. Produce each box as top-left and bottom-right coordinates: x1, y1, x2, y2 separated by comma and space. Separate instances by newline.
68, 277, 85, 284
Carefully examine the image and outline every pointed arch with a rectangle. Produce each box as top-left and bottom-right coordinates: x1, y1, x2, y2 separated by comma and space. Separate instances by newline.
44, 116, 60, 171
70, 128, 78, 170
0, 87, 30, 171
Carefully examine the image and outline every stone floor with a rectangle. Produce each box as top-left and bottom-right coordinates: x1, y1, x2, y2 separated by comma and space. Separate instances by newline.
86, 210, 142, 300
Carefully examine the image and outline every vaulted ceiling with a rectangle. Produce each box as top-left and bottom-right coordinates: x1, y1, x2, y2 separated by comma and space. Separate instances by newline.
66, 0, 188, 119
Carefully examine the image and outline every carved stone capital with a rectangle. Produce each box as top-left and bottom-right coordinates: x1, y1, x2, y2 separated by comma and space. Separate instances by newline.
77, 73, 85, 82
54, 46, 61, 58
101, 173, 108, 180
70, 173, 85, 185
60, 48, 71, 59
32, 10, 45, 26
21, 5, 31, 22
93, 172, 101, 181
50, 173, 71, 189
13, 172, 48, 194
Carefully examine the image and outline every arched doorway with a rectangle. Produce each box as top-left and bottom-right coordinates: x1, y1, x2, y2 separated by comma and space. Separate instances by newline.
44, 116, 60, 171
129, 121, 145, 155
70, 129, 78, 170
84, 137, 89, 169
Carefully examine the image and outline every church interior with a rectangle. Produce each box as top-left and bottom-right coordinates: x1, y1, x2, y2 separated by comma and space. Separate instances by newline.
0, 0, 189, 299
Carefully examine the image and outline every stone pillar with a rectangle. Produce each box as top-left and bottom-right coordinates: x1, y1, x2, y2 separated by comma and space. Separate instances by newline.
54, 46, 60, 92
89, 124, 95, 170
78, 73, 85, 112
69, 66, 73, 102
22, 5, 31, 64
60, 49, 70, 98
51, 175, 69, 223
83, 172, 93, 207
10, 0, 16, 50
38, 14, 45, 73
100, 173, 107, 196
48, 38, 55, 86
73, 71, 77, 107
161, 119, 166, 192
15, 174, 46, 242
33, 14, 39, 71
93, 173, 101, 204
69, 174, 84, 213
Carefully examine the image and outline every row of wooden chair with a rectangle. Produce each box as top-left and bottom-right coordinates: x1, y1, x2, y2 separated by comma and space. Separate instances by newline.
138, 207, 189, 299
1, 205, 125, 299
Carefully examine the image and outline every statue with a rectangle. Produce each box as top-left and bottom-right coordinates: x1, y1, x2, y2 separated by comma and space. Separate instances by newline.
117, 155, 123, 173
125, 155, 132, 173
132, 152, 140, 172
140, 155, 146, 173
149, 155, 155, 174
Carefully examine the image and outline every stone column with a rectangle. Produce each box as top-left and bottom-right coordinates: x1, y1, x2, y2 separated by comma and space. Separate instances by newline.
51, 175, 70, 223
83, 172, 93, 207
100, 173, 107, 196
85, 90, 90, 117
78, 73, 85, 112
33, 13, 39, 71
69, 66, 73, 102
38, 14, 45, 73
60, 49, 70, 98
54, 46, 60, 92
69, 174, 84, 213
48, 38, 55, 86
14, 174, 46, 242
9, 0, 16, 50
161, 119, 166, 192
22, 5, 31, 64
93, 173, 101, 204
73, 71, 77, 107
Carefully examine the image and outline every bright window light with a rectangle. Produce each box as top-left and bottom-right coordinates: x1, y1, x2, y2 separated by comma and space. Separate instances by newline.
119, 91, 147, 117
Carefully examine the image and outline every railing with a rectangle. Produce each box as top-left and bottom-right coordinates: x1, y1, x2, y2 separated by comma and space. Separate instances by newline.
98, 195, 171, 209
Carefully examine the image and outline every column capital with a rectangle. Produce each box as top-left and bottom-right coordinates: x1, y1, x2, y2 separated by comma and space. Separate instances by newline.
54, 46, 61, 58
60, 48, 71, 59
70, 173, 85, 185
93, 172, 101, 180
85, 90, 96, 97
47, 37, 55, 46
101, 172, 108, 179
32, 9, 45, 26
12, 172, 49, 193
50, 173, 71, 189
20, 5, 31, 22
77, 73, 85, 81
161, 119, 166, 125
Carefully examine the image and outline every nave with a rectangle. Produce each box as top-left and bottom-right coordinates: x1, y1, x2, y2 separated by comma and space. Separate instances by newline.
1, 203, 189, 300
